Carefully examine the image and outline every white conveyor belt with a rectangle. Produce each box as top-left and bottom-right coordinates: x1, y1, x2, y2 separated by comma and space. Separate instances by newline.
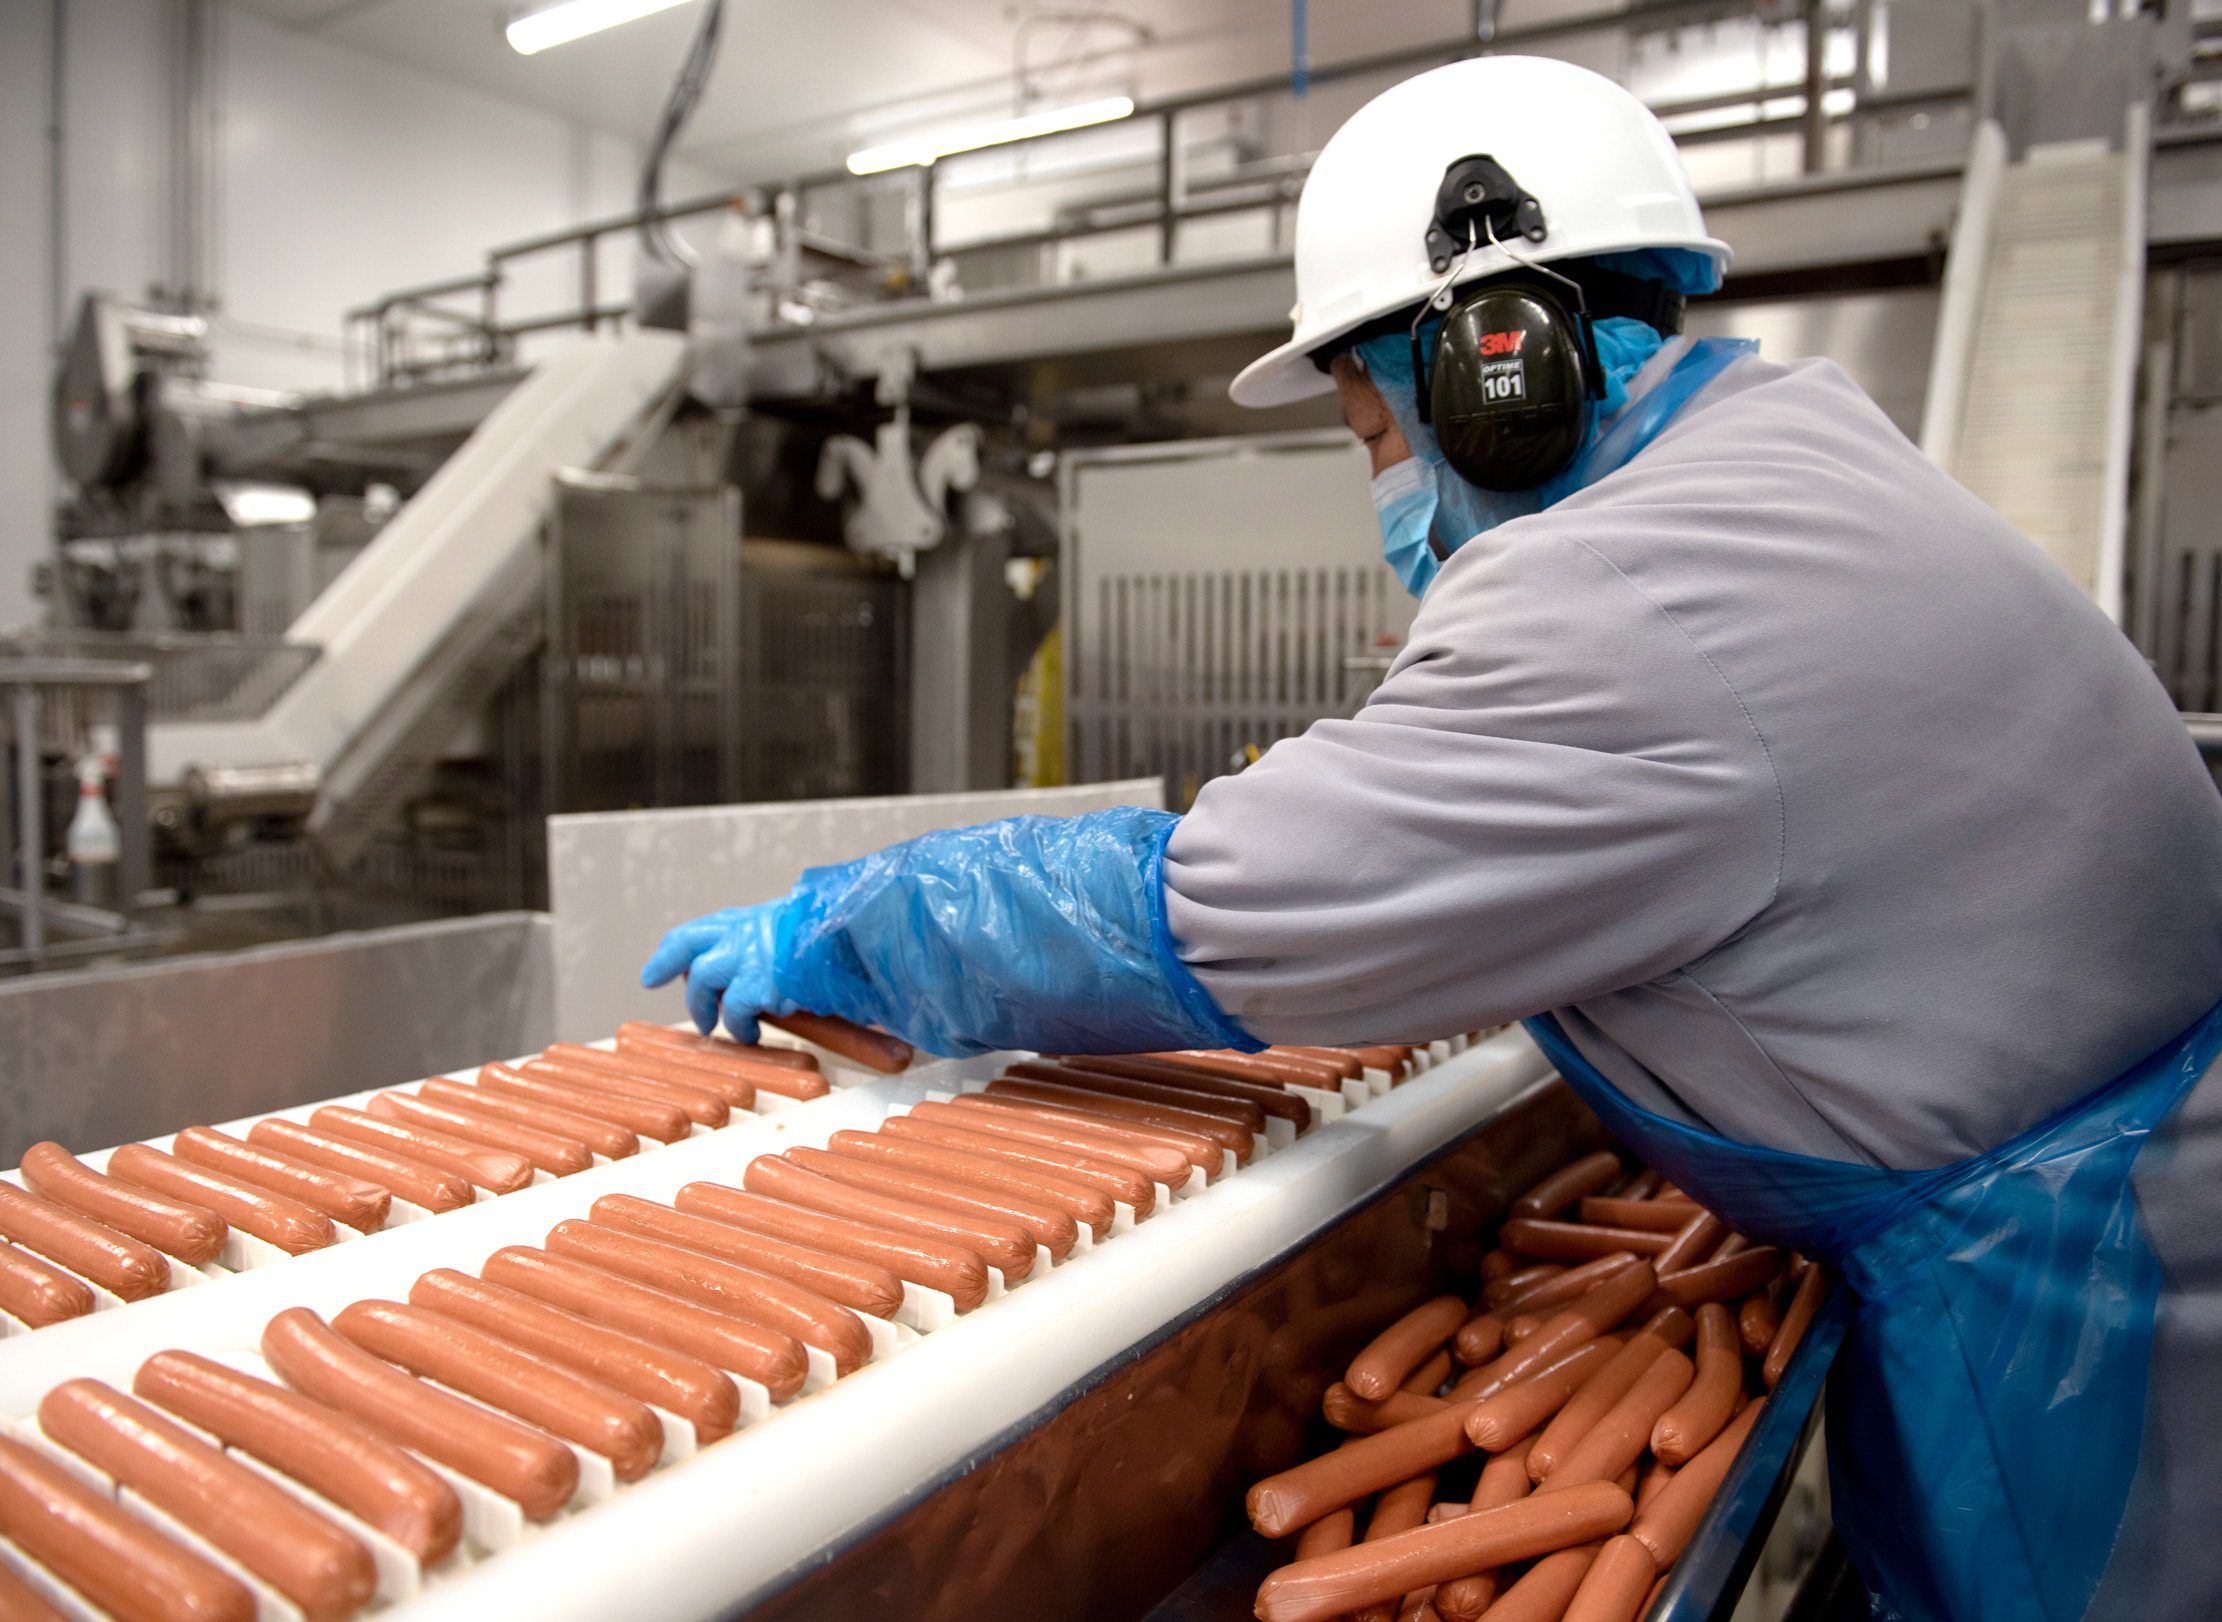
0, 1030, 1550, 1620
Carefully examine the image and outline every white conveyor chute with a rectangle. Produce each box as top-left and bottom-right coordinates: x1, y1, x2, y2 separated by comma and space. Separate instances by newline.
148, 331, 688, 798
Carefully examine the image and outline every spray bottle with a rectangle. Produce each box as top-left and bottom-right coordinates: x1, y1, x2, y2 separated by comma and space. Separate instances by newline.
66, 752, 120, 909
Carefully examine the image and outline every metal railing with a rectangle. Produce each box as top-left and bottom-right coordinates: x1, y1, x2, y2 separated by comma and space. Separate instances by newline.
345, 0, 1981, 389
0, 631, 320, 724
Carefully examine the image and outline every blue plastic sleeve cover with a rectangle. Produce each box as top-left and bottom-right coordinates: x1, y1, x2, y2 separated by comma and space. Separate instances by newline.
772, 806, 1260, 1059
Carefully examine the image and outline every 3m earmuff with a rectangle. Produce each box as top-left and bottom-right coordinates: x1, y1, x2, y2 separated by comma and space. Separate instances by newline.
1410, 154, 1686, 492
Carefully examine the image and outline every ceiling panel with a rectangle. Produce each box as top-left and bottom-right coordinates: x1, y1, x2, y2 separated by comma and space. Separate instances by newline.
221, 0, 1470, 184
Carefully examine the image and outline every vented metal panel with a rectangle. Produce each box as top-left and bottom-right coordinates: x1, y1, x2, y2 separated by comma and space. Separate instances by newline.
1063, 433, 1411, 806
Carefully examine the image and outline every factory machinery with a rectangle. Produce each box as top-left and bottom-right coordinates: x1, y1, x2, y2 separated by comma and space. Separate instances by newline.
24, 0, 2222, 961
0, 1014, 1846, 1622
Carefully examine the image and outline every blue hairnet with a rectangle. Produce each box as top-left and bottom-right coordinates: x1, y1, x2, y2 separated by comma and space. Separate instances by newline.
1351, 248, 1719, 544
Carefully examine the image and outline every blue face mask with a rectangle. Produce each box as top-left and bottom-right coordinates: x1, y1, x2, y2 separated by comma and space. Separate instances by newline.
1368, 457, 1442, 597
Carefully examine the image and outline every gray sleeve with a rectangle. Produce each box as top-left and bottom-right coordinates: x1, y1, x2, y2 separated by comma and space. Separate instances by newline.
1161, 529, 1783, 1045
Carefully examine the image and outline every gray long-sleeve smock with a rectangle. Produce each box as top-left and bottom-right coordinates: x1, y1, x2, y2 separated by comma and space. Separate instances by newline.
1166, 352, 2222, 1173
1165, 352, 2222, 1617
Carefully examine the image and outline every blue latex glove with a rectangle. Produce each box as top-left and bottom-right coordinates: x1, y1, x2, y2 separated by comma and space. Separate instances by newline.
638, 806, 1258, 1059
639, 902, 800, 1042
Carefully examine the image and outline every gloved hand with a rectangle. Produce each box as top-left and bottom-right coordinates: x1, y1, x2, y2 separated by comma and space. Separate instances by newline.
639, 901, 800, 1041
635, 806, 1259, 1059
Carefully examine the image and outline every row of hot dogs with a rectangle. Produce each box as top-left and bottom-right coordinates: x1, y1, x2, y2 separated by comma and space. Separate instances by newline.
0, 1040, 1423, 1621
0, 1022, 875, 1335
1245, 1150, 1828, 1622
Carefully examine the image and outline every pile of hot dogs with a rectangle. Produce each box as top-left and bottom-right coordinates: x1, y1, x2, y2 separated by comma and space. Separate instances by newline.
0, 1022, 875, 1334
1246, 1150, 1827, 1622
0, 1040, 1414, 1619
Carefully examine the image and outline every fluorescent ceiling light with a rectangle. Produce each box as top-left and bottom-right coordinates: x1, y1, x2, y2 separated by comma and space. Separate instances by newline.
507, 0, 695, 56
846, 95, 1137, 176
214, 482, 316, 528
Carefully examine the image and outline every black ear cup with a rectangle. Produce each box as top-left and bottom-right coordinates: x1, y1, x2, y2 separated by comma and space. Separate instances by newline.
1428, 283, 1595, 492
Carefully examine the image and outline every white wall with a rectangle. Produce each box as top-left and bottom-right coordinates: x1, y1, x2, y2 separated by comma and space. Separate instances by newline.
0, 0, 718, 629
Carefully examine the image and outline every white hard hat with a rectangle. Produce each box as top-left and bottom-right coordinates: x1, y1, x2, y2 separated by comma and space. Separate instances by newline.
1231, 56, 1730, 408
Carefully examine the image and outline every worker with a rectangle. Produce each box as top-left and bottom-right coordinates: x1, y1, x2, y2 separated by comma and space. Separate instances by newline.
645, 57, 2222, 1621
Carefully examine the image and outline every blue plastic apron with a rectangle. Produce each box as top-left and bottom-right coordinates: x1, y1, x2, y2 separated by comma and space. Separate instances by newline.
1521, 998, 2222, 1622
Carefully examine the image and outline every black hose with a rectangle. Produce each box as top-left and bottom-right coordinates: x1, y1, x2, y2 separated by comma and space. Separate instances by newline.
637, 0, 727, 269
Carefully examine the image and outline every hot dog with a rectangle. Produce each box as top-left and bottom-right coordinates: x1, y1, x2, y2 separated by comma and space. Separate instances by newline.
1462, 1264, 1658, 1402
1142, 1048, 1346, 1088
1628, 1397, 1764, 1566
260, 1307, 578, 1519
1560, 1533, 1656, 1622
1652, 1209, 1730, 1276
1246, 1403, 1483, 1537
1268, 1046, 1368, 1081
20, 1142, 225, 1263
784, 1145, 1078, 1260
1321, 1385, 1449, 1434
172, 1127, 390, 1233
981, 1079, 1252, 1163
590, 1194, 903, 1319
1737, 1289, 1781, 1356
1352, 1473, 1438, 1622
605, 1036, 822, 1104
1452, 1310, 1504, 1367
1027, 1058, 1310, 1130
820, 1131, 1114, 1241
408, 1270, 737, 1443
1657, 1247, 1786, 1310
744, 1154, 1038, 1280
478, 1063, 688, 1143
0, 1180, 169, 1298
1432, 1443, 1539, 1621
1252, 1482, 1633, 1622
1483, 1262, 1566, 1311
878, 1114, 1156, 1217
0, 1431, 251, 1622
1404, 1349, 1453, 1396
920, 1096, 1198, 1184
951, 1093, 1226, 1178
308, 1107, 532, 1195
1764, 1263, 1825, 1388
542, 1044, 753, 1114
1651, 1302, 1739, 1465
999, 1053, 1279, 1133
527, 1051, 729, 1126
107, 1143, 335, 1256
1467, 1543, 1602, 1622
1536, 1349, 1694, 1492
0, 1238, 94, 1326
1295, 1506, 1357, 1560
1510, 1152, 1624, 1221
1346, 1296, 1470, 1401
1336, 1045, 1415, 1075
333, 1300, 661, 1481
671, 1181, 988, 1311
478, 1247, 807, 1400
246, 1119, 473, 1214
37, 1378, 375, 1622
1491, 1255, 1643, 1318
366, 1092, 591, 1178
760, 1012, 913, 1073
1525, 1312, 1691, 1480
1501, 1218, 1671, 1262
0, 1557, 65, 1621
1635, 1457, 1675, 1511
1460, 1339, 1622, 1451
615, 1021, 822, 1073
1575, 1197, 1695, 1234
132, 1349, 462, 1565
544, 1219, 873, 1375
417, 1079, 639, 1161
